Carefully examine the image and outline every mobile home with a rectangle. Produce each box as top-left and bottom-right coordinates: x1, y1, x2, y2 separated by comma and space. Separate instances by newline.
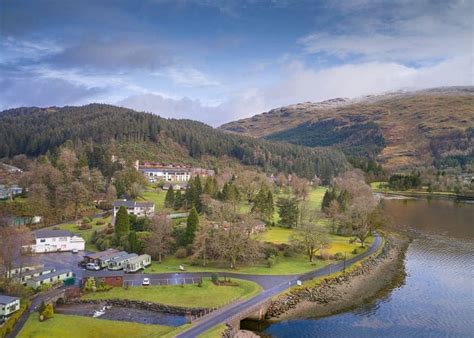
0, 295, 20, 323
83, 249, 128, 269
124, 254, 151, 273
108, 253, 138, 271
26, 269, 74, 288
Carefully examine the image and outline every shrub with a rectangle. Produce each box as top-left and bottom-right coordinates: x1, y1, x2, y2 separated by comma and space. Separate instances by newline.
82, 216, 92, 224
334, 252, 345, 260
319, 251, 335, 260
175, 248, 188, 259
352, 248, 359, 255
283, 247, 295, 257
41, 303, 54, 320
79, 223, 92, 230
96, 220, 106, 225
197, 279, 203, 287
211, 273, 219, 284
262, 243, 279, 259
267, 254, 277, 268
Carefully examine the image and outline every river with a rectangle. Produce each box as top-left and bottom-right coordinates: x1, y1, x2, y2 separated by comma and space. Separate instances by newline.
259, 197, 474, 337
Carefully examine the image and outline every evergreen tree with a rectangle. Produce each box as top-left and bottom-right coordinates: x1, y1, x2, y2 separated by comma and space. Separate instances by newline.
128, 231, 141, 253
185, 207, 199, 245
174, 190, 183, 210
252, 187, 274, 221
115, 205, 130, 243
164, 186, 175, 208
265, 190, 274, 221
204, 176, 218, 197
277, 197, 299, 228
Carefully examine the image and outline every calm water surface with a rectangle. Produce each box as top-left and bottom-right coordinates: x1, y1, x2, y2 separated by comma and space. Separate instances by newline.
263, 198, 474, 337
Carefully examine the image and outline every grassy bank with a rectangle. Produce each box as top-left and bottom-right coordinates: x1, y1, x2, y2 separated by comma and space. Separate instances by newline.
82, 278, 262, 308
18, 313, 175, 338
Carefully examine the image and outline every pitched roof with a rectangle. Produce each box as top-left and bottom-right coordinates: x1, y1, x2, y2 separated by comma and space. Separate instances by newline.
113, 200, 154, 208
0, 294, 19, 304
29, 269, 73, 283
34, 229, 78, 239
84, 248, 120, 260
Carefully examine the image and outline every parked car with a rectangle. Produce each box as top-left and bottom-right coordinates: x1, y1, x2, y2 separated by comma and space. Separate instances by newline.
86, 263, 100, 271
142, 278, 150, 286
72, 249, 79, 254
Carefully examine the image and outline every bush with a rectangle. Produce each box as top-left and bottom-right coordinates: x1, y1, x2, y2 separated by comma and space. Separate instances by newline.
175, 248, 188, 259
319, 251, 335, 260
283, 247, 295, 257
79, 223, 92, 230
96, 220, 106, 225
267, 254, 277, 268
262, 244, 279, 259
352, 248, 359, 255
211, 273, 219, 284
334, 252, 345, 260
82, 216, 92, 224
40, 303, 54, 321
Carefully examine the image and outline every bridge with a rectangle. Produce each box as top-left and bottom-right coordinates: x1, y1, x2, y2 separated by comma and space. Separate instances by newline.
177, 234, 383, 337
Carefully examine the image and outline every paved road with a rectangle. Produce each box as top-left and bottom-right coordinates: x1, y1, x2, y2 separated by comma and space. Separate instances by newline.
176, 235, 383, 338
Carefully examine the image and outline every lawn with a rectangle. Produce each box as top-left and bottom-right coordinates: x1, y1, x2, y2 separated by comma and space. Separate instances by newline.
197, 324, 227, 338
18, 313, 175, 338
82, 278, 262, 308
138, 189, 167, 211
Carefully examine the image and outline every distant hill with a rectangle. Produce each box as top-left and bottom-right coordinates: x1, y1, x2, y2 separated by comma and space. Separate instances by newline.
0, 104, 349, 181
220, 87, 474, 170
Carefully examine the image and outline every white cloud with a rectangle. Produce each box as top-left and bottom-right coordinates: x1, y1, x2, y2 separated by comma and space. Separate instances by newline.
166, 67, 220, 87
300, 0, 473, 63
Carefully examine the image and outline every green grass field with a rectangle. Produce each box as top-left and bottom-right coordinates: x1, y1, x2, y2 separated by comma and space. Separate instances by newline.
138, 189, 167, 211
18, 313, 175, 338
197, 324, 227, 338
82, 278, 261, 308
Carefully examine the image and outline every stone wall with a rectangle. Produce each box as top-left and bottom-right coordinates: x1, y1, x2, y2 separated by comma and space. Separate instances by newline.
67, 298, 208, 316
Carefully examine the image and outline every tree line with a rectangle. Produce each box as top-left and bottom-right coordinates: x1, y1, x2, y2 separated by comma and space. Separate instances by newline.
0, 104, 349, 181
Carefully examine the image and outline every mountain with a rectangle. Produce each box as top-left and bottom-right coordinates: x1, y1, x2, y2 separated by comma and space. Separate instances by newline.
220, 87, 474, 170
0, 104, 349, 181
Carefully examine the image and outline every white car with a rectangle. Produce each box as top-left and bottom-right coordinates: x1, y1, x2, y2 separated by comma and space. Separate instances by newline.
142, 278, 150, 286
72, 249, 79, 254
86, 263, 100, 271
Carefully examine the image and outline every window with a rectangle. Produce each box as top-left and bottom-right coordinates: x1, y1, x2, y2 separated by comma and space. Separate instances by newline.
40, 239, 46, 243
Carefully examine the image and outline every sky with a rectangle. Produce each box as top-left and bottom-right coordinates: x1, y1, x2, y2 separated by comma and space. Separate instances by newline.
0, 0, 473, 126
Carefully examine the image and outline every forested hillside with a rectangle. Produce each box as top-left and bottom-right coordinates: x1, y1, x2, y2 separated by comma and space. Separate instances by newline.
0, 104, 349, 181
220, 87, 474, 170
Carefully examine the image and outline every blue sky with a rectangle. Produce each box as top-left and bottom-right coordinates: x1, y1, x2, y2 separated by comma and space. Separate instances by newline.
0, 0, 472, 125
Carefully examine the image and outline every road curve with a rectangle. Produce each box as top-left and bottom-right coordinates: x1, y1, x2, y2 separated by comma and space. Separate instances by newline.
176, 234, 383, 337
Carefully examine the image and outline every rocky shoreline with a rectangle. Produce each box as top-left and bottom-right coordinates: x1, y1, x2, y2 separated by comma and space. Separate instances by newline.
265, 232, 410, 321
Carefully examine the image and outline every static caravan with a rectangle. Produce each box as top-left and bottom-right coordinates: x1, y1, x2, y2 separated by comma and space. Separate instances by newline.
0, 295, 20, 323
124, 254, 152, 273
108, 253, 138, 271
17, 267, 56, 286
26, 269, 74, 288
83, 250, 128, 269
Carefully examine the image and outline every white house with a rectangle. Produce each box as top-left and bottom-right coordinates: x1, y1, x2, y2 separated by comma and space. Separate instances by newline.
28, 230, 85, 253
113, 200, 155, 219
0, 295, 20, 323
140, 167, 191, 182
26, 269, 74, 288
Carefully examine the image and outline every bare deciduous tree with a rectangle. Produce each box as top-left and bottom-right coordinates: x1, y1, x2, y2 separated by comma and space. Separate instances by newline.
290, 223, 330, 262
145, 215, 175, 263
